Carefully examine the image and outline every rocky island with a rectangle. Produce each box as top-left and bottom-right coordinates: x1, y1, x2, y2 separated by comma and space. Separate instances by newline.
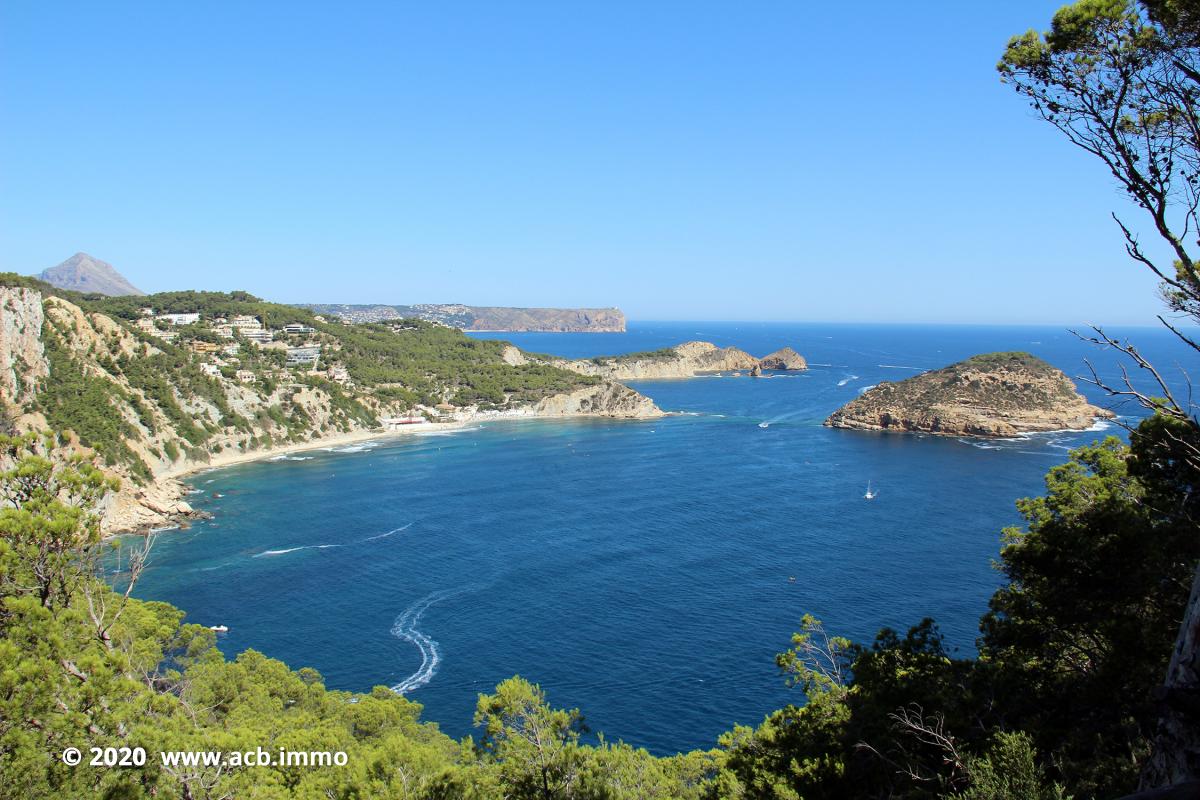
824, 351, 1113, 438
547, 341, 808, 380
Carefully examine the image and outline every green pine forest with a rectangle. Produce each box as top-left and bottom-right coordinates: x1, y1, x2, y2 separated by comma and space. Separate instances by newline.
3, 1, 1200, 798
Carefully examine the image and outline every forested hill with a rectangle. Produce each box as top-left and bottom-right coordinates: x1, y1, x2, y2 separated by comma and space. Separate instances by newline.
0, 276, 651, 533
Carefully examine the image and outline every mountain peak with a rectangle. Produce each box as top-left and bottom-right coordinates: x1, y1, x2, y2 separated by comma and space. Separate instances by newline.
36, 252, 144, 296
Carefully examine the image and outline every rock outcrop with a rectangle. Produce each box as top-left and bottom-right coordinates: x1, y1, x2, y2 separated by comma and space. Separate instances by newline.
530, 382, 662, 418
759, 347, 807, 371
0, 287, 48, 411
825, 352, 1114, 438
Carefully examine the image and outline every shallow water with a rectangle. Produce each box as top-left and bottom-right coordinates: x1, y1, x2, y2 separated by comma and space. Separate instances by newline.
127, 322, 1191, 754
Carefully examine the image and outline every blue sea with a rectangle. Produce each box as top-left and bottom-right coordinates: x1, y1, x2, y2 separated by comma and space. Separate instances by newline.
126, 322, 1194, 754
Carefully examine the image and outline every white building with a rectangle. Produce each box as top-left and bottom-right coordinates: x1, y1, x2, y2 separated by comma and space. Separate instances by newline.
158, 312, 200, 326
200, 363, 220, 377
241, 329, 273, 344
282, 323, 316, 335
235, 369, 256, 383
286, 345, 321, 368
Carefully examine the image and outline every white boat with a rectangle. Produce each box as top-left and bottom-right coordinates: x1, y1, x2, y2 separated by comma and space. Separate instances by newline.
864, 481, 877, 500
208, 625, 229, 633
758, 422, 770, 429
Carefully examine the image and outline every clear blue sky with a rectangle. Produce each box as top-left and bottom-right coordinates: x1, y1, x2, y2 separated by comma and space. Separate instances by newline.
0, 1, 1177, 324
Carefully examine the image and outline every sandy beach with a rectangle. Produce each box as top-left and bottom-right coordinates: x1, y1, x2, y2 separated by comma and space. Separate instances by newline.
160, 419, 473, 480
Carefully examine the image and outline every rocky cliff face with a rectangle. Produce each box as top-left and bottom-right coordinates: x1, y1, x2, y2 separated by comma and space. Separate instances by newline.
530, 382, 662, 418
0, 287, 48, 414
759, 347, 807, 371
825, 352, 1113, 438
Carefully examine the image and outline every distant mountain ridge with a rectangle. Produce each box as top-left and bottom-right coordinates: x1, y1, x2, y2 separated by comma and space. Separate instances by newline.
36, 252, 144, 296
302, 303, 626, 332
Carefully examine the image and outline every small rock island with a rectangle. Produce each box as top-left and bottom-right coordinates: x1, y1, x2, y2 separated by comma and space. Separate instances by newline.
824, 351, 1114, 438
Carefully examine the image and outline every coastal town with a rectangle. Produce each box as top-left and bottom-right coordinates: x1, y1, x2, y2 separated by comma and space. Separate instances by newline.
131, 306, 353, 386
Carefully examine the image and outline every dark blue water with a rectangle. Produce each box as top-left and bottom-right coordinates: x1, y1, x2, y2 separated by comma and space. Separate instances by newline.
127, 322, 1194, 754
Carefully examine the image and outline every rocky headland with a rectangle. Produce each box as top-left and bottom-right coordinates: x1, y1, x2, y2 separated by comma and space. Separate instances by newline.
549, 341, 809, 380
824, 351, 1113, 438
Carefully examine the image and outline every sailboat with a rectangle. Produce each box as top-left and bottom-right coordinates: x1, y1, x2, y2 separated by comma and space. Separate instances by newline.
864, 481, 877, 500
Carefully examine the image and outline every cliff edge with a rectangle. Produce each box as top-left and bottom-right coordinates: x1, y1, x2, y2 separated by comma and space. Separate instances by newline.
824, 351, 1113, 438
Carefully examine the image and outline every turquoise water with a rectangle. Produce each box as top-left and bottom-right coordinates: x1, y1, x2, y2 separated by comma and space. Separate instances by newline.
128, 322, 1191, 754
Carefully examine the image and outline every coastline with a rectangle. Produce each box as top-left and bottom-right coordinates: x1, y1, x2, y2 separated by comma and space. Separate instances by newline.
159, 420, 472, 480
108, 399, 663, 537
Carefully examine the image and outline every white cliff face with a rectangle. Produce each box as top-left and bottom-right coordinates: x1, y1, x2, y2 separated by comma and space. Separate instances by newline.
0, 287, 49, 409
531, 382, 663, 418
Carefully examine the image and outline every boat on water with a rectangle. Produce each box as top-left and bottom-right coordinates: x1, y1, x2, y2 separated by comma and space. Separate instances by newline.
758, 422, 770, 429
864, 481, 877, 500
208, 625, 229, 633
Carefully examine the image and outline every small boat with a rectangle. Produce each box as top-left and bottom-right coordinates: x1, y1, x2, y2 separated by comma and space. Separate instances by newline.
758, 422, 770, 429
864, 481, 877, 500
208, 625, 229, 633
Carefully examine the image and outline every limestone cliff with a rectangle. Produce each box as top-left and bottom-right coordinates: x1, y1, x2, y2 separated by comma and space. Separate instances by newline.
0, 287, 48, 414
530, 382, 662, 418
825, 352, 1113, 438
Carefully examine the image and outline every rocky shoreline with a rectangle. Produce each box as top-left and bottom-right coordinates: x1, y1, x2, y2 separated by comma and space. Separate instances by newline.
825, 352, 1114, 438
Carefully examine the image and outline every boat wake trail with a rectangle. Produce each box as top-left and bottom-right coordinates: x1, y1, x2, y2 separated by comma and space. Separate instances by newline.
390, 587, 476, 695
252, 544, 343, 557
836, 374, 860, 387
365, 522, 414, 541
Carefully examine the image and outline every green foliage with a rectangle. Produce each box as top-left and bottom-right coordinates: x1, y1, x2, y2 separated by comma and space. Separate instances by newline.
589, 348, 677, 366
334, 320, 597, 406
35, 321, 152, 482
960, 732, 1069, 800
714, 416, 1197, 800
